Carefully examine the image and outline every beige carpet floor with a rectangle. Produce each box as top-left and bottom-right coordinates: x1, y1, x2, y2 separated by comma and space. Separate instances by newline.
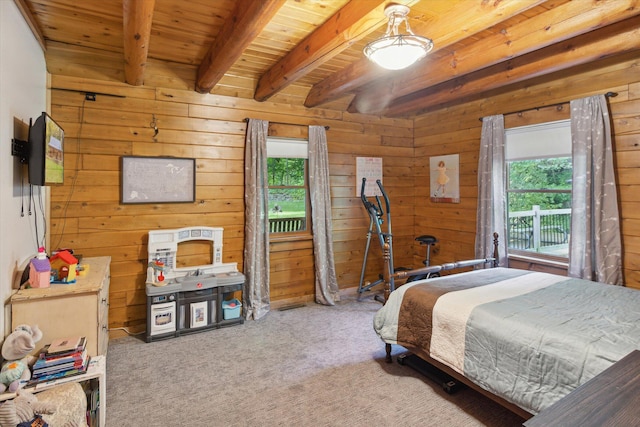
105, 293, 526, 426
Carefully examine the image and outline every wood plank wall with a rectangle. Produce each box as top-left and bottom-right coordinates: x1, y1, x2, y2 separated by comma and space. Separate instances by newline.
413, 53, 640, 289
45, 43, 415, 334
45, 43, 640, 335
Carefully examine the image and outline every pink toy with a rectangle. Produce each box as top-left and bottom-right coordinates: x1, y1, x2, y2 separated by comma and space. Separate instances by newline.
28, 248, 51, 288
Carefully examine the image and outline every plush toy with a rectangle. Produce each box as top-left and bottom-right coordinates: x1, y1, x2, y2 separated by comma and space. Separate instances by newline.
0, 325, 43, 394
0, 389, 55, 427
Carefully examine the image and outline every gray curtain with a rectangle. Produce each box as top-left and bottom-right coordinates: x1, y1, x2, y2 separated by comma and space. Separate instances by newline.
308, 126, 340, 305
568, 95, 623, 285
475, 115, 508, 266
243, 119, 271, 320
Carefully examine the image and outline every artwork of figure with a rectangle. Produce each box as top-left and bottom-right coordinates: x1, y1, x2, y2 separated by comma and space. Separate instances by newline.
435, 160, 450, 197
430, 154, 460, 203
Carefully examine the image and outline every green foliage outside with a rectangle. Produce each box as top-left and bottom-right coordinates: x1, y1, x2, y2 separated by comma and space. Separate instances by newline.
268, 195, 305, 218
508, 157, 572, 256
268, 158, 306, 218
268, 158, 305, 186
507, 158, 572, 212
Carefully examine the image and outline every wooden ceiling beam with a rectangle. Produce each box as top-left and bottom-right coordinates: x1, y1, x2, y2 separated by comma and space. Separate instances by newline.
350, 0, 640, 115
196, 0, 286, 94
122, 0, 155, 86
253, 0, 390, 102
383, 17, 640, 117
304, 0, 547, 108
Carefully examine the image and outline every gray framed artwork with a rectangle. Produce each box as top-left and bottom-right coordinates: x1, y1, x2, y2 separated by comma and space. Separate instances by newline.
120, 156, 195, 204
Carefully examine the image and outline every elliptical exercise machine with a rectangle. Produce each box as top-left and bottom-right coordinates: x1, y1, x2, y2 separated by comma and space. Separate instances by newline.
357, 178, 440, 301
357, 178, 394, 301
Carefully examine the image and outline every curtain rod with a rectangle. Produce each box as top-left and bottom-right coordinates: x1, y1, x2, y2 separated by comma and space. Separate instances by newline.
243, 117, 329, 130
478, 92, 618, 122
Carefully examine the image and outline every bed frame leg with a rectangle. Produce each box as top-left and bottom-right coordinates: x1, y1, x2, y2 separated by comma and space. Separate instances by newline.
385, 343, 392, 363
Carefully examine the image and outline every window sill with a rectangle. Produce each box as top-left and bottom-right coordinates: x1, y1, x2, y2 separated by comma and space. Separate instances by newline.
269, 234, 314, 253
269, 233, 313, 244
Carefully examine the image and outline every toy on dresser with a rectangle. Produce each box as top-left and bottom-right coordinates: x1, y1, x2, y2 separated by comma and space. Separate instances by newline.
28, 248, 51, 289
0, 325, 42, 394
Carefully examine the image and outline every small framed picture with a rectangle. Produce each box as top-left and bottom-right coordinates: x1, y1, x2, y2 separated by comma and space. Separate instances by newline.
190, 301, 208, 328
430, 154, 460, 203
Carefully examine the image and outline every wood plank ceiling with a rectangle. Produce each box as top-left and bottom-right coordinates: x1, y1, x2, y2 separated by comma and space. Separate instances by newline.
17, 0, 640, 118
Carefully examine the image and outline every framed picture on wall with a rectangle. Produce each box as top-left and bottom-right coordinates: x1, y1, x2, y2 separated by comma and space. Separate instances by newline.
120, 156, 196, 204
356, 157, 383, 196
430, 154, 460, 203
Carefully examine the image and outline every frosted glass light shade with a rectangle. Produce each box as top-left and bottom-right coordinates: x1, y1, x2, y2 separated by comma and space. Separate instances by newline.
364, 34, 433, 70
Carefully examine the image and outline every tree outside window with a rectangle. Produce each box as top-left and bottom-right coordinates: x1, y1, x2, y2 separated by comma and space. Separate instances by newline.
505, 121, 572, 259
267, 157, 309, 234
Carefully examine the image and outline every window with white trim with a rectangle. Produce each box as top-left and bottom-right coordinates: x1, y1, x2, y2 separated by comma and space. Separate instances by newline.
267, 137, 310, 235
506, 120, 572, 259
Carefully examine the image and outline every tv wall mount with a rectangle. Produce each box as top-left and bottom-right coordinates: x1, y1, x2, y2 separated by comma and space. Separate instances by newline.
11, 138, 29, 164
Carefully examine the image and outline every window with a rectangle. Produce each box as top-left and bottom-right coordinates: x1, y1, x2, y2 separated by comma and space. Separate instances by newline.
267, 138, 310, 235
505, 120, 572, 259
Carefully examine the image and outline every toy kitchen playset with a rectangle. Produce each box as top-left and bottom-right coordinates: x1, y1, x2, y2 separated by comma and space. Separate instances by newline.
145, 226, 245, 342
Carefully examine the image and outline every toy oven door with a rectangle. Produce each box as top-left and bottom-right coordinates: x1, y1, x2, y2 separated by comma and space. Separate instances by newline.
149, 301, 176, 336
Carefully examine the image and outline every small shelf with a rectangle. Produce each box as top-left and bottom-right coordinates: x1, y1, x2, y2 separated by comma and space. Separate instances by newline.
0, 355, 106, 427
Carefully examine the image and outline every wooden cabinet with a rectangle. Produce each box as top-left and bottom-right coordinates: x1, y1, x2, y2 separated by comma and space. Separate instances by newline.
11, 256, 111, 357
524, 350, 640, 427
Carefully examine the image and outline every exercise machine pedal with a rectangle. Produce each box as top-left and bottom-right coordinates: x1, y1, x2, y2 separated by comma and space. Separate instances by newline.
397, 353, 464, 394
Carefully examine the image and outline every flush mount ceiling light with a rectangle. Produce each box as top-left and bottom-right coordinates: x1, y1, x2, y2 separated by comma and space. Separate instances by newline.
364, 4, 433, 71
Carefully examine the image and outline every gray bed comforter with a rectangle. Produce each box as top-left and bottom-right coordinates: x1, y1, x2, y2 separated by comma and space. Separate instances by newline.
373, 268, 640, 414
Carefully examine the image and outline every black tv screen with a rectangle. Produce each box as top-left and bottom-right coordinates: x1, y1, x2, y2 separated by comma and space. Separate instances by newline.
28, 112, 65, 186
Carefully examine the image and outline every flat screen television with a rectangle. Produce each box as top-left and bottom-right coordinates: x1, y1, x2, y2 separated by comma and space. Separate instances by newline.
28, 112, 65, 186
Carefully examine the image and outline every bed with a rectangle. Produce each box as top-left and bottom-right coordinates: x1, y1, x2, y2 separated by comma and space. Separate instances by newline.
373, 237, 640, 418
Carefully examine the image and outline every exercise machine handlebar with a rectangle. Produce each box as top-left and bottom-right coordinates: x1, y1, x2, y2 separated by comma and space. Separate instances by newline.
376, 179, 390, 216
361, 178, 385, 222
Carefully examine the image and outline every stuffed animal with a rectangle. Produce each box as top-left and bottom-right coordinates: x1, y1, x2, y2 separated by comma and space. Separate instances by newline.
0, 325, 43, 393
0, 389, 55, 427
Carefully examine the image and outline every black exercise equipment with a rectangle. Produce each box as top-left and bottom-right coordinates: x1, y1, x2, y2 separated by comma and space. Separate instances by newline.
405, 235, 440, 283
357, 178, 440, 299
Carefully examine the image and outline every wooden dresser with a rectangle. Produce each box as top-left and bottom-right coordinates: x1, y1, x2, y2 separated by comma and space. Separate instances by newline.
524, 350, 640, 427
11, 256, 111, 357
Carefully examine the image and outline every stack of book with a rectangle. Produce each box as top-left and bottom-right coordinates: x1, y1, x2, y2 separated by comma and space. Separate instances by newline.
30, 336, 90, 384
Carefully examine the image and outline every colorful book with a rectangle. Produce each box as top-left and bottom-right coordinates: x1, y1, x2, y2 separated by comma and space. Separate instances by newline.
36, 348, 85, 365
40, 337, 86, 359
33, 349, 88, 373
28, 356, 91, 385
46, 336, 84, 355
33, 361, 86, 377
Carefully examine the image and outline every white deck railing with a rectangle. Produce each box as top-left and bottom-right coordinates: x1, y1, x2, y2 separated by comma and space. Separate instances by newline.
508, 205, 571, 252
